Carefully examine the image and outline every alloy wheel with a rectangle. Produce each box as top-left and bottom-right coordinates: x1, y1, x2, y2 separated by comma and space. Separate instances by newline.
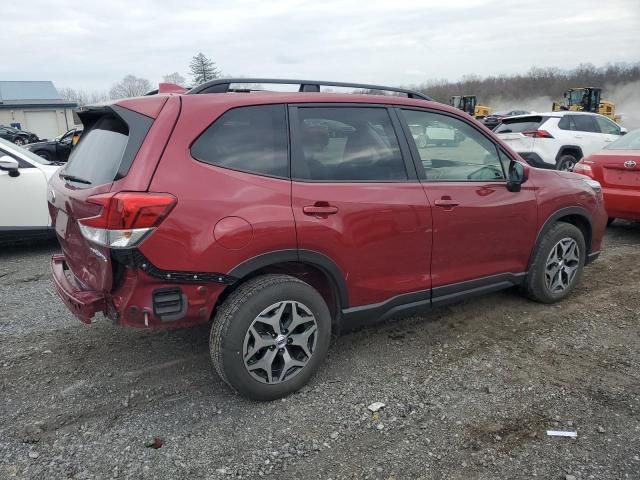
243, 301, 318, 384
545, 237, 580, 293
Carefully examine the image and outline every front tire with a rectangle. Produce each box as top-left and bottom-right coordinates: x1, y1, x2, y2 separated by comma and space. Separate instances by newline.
13, 137, 26, 146
210, 274, 332, 401
524, 222, 586, 303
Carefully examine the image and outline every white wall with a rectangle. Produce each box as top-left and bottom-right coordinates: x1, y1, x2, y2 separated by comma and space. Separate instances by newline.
0, 107, 76, 139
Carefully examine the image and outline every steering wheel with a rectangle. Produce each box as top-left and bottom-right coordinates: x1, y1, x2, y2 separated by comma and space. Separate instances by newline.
467, 164, 503, 180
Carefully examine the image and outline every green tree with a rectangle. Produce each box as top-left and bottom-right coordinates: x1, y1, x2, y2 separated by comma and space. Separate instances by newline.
189, 53, 221, 85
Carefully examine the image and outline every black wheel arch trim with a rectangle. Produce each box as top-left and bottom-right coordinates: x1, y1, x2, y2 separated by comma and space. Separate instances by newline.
228, 249, 349, 308
529, 206, 593, 269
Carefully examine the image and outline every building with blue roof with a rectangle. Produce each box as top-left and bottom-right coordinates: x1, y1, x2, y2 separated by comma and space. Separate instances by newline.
0, 81, 77, 140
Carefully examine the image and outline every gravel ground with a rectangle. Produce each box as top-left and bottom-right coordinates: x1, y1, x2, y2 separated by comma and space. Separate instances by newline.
1, 222, 639, 479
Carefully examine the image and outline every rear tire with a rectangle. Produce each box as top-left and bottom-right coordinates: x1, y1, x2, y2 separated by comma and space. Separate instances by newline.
557, 154, 578, 171
210, 274, 332, 401
524, 222, 586, 304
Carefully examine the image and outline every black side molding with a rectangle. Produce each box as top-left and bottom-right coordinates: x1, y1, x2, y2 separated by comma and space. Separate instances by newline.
340, 272, 526, 332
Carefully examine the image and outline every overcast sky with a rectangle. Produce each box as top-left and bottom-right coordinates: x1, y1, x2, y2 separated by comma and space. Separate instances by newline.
2, 0, 639, 92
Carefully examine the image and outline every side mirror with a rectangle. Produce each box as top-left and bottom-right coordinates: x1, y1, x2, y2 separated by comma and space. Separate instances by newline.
0, 155, 20, 177
620, 127, 628, 136
507, 161, 528, 192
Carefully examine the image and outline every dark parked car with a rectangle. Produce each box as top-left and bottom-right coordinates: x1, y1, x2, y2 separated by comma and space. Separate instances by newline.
49, 78, 606, 401
24, 127, 82, 162
0, 125, 39, 145
483, 110, 530, 130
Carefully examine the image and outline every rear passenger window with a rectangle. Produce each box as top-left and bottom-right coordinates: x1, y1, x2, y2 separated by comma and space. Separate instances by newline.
191, 105, 289, 178
291, 107, 407, 181
401, 109, 505, 182
558, 116, 576, 131
569, 115, 598, 133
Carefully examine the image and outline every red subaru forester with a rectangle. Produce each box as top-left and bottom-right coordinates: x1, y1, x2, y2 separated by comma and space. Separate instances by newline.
48, 79, 607, 400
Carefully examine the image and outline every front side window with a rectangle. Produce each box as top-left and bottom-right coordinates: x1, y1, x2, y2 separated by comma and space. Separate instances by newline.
594, 116, 621, 135
191, 104, 289, 178
401, 109, 505, 182
59, 130, 74, 145
605, 129, 640, 150
291, 107, 407, 181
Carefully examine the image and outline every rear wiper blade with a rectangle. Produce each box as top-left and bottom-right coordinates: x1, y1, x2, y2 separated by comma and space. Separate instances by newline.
60, 173, 91, 184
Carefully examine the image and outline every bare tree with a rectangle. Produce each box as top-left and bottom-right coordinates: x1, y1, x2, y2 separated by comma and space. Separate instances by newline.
162, 72, 186, 86
189, 53, 221, 85
109, 75, 152, 99
58, 87, 109, 106
414, 62, 640, 105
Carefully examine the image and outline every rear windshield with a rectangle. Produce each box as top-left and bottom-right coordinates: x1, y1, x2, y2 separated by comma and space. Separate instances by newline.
605, 129, 640, 150
494, 116, 545, 134
63, 114, 129, 185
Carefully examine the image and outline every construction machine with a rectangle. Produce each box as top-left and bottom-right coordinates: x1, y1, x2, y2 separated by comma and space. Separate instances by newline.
450, 95, 491, 120
552, 87, 620, 122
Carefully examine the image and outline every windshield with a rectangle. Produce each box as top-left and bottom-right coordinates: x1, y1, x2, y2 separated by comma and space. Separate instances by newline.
0, 137, 53, 165
605, 129, 640, 150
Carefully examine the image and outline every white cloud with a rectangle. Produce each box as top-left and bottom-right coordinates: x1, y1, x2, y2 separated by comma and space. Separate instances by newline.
1, 0, 638, 90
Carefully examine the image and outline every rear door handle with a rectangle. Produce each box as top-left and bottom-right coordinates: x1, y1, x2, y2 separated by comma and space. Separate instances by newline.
434, 199, 460, 208
574, 135, 584, 139
303, 205, 339, 215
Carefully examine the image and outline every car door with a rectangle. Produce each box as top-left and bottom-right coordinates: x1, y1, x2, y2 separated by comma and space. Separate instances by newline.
564, 115, 606, 157
593, 115, 623, 147
289, 105, 432, 309
397, 108, 538, 299
56, 130, 74, 161
0, 148, 50, 227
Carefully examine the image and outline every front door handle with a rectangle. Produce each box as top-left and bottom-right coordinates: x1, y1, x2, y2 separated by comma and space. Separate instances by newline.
434, 198, 460, 208
574, 135, 584, 139
303, 204, 339, 215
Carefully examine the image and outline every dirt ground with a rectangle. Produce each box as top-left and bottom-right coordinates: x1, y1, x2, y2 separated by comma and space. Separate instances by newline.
1, 222, 639, 480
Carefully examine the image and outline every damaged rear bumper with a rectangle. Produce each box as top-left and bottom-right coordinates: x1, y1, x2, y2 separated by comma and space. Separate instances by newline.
50, 254, 106, 324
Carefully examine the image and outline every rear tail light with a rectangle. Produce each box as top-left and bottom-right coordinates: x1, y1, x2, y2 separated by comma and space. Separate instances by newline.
573, 160, 594, 177
78, 192, 176, 249
522, 130, 554, 138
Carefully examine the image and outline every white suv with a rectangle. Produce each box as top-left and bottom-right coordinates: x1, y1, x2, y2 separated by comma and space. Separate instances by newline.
0, 138, 61, 243
495, 111, 627, 171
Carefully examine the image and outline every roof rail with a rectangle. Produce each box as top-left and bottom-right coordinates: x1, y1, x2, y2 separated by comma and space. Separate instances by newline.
186, 78, 432, 101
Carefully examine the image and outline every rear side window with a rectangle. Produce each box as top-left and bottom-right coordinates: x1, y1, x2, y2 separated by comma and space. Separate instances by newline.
494, 116, 545, 134
291, 107, 407, 181
64, 114, 129, 185
568, 115, 597, 133
558, 116, 576, 131
191, 105, 289, 178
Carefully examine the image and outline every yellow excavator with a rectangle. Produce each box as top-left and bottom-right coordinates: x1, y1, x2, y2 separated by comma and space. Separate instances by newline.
552, 87, 620, 122
450, 95, 491, 120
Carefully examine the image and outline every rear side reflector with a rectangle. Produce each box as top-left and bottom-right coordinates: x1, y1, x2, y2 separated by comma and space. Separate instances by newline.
522, 130, 554, 138
78, 192, 176, 249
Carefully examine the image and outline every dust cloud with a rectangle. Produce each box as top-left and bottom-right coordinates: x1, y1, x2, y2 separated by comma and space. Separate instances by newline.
483, 81, 640, 130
